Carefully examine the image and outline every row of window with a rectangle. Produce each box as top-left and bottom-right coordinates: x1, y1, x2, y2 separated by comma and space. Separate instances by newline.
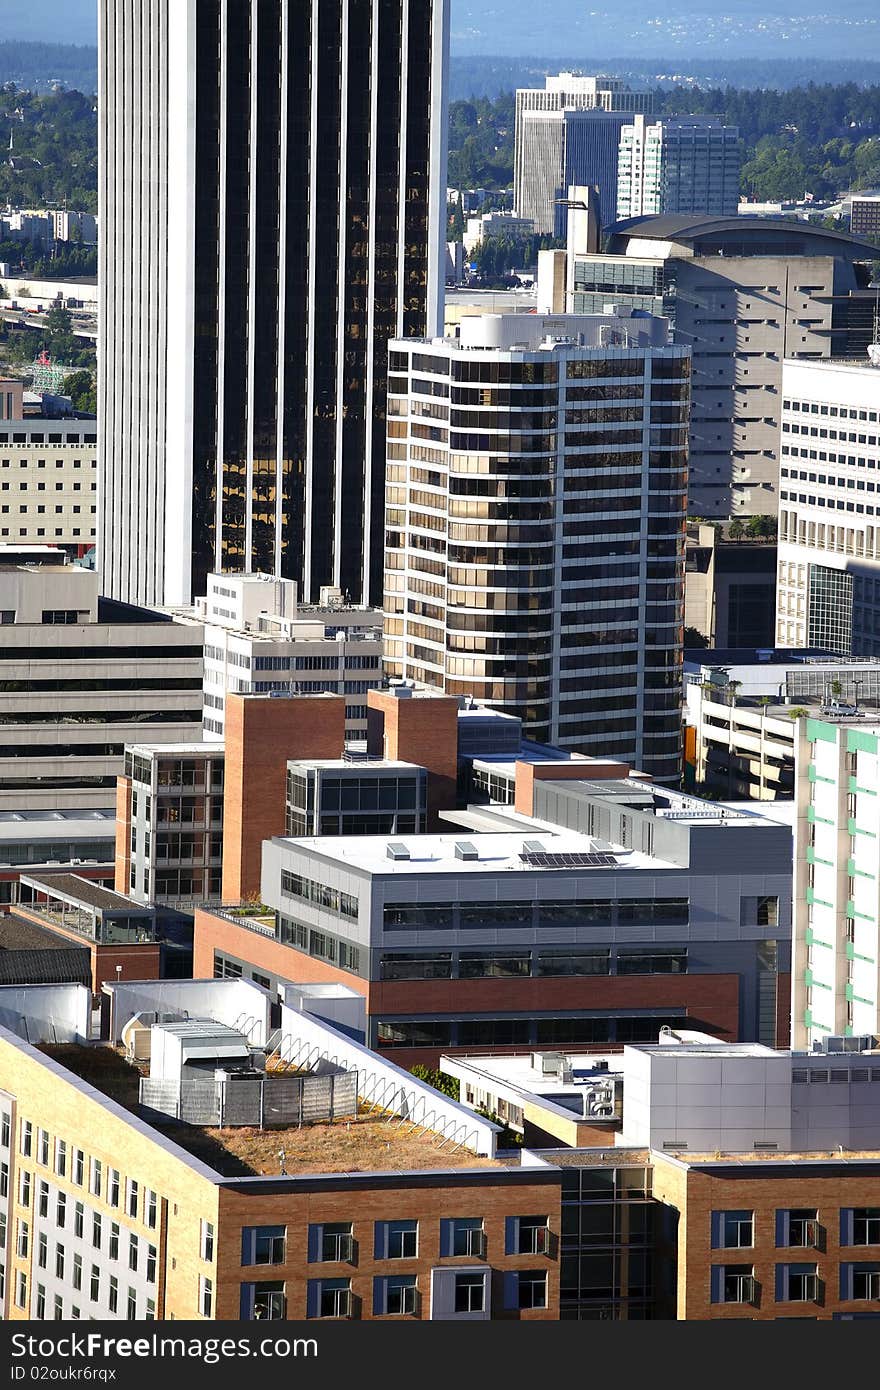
381, 898, 690, 931
237, 1216, 550, 1266
713, 1262, 880, 1305
378, 947, 687, 980
12, 1116, 158, 1229
237, 1268, 545, 1319
13, 1271, 155, 1321
712, 1208, 880, 1250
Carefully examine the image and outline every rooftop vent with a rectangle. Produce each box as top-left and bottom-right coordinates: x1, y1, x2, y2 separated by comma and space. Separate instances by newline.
386, 841, 411, 861
454, 840, 479, 861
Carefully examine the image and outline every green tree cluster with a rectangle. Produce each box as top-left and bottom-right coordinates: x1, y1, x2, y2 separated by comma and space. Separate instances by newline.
0, 86, 97, 213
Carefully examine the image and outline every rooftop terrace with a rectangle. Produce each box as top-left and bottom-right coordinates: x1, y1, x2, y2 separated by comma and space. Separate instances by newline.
40, 1044, 499, 1177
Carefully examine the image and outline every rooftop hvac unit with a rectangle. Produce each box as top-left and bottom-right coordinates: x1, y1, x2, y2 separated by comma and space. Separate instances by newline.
533, 1051, 563, 1075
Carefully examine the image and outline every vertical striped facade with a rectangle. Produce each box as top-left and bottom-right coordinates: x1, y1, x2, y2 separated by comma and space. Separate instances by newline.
99, 0, 449, 609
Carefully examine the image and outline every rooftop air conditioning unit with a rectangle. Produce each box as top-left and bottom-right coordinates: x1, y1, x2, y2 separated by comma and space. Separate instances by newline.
534, 1051, 562, 1075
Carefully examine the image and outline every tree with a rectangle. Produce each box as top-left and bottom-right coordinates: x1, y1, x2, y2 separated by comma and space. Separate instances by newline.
62, 368, 96, 414
409, 1065, 460, 1101
787, 707, 810, 721
728, 519, 746, 539
684, 626, 709, 648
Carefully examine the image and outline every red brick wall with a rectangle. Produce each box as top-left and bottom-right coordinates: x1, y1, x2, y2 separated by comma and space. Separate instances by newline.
367, 690, 460, 827
192, 909, 369, 996
514, 758, 630, 816
221, 693, 346, 902
216, 1174, 561, 1321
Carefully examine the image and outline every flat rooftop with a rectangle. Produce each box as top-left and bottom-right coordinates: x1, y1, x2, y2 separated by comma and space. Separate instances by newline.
287, 759, 421, 773
277, 830, 669, 875
20, 874, 151, 912
541, 778, 782, 829
39, 1044, 499, 1178
0, 914, 86, 953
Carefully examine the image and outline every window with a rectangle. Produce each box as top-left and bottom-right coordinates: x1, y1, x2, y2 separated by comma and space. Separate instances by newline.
108, 1276, 119, 1315
378, 1275, 418, 1316
73, 1148, 84, 1186
316, 1279, 353, 1319
782, 1210, 819, 1249
38, 1179, 48, 1217
74, 1203, 84, 1239
200, 1219, 214, 1262
127, 1288, 137, 1319
0, 1211, 5, 1250
53, 1295, 63, 1321
517, 1270, 548, 1310
454, 1273, 485, 1313
92, 1213, 102, 1249
146, 1299, 155, 1321
382, 1220, 418, 1260
90, 1157, 103, 1198
55, 1139, 67, 1178
241, 1282, 286, 1320
126, 1178, 139, 1219
90, 1265, 100, 1302
713, 1211, 754, 1249
242, 1226, 286, 1266
199, 1276, 213, 1318
37, 1231, 47, 1268
147, 1245, 157, 1284
72, 1254, 82, 1292
0, 1110, 9, 1147
146, 1189, 157, 1229
38, 1129, 49, 1166
35, 1284, 46, 1320
56, 1191, 66, 1228
109, 1223, 119, 1261
0, 1161, 6, 1197
316, 1223, 354, 1263
108, 1168, 120, 1207
512, 1216, 550, 1256
712, 1265, 756, 1304
19, 1169, 31, 1207
16, 1218, 29, 1258
15, 1271, 27, 1310
447, 1218, 486, 1258
778, 1264, 819, 1302
852, 1267, 880, 1301
20, 1119, 32, 1157
129, 1234, 138, 1271
852, 1209, 880, 1246
55, 1244, 65, 1280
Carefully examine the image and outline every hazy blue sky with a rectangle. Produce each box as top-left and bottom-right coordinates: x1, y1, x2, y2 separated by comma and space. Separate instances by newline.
5, 0, 96, 45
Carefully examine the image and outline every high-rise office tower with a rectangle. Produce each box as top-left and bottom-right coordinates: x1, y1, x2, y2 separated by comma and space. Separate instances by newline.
568, 217, 879, 517
776, 357, 880, 654
383, 310, 690, 783
616, 116, 741, 221
99, 0, 449, 610
514, 73, 652, 234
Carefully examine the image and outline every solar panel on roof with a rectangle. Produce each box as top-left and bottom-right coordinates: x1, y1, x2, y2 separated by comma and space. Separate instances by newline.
519, 850, 618, 869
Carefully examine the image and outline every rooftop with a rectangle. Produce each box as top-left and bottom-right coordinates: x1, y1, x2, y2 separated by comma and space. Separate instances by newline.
276, 830, 669, 875
39, 1044, 499, 1178
20, 874, 151, 913
0, 913, 85, 953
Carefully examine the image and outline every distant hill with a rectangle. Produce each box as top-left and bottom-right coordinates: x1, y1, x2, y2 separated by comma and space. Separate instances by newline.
0, 42, 97, 95
449, 55, 880, 101
2, 1, 96, 46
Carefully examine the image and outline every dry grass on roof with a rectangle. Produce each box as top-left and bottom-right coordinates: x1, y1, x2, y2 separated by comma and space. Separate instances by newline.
171, 1111, 501, 1178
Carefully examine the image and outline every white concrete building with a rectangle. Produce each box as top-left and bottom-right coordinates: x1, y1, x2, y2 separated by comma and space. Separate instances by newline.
0, 549, 203, 811
193, 572, 383, 742
616, 116, 740, 221
0, 418, 97, 557
792, 714, 880, 1049
776, 357, 880, 654
443, 1030, 880, 1154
